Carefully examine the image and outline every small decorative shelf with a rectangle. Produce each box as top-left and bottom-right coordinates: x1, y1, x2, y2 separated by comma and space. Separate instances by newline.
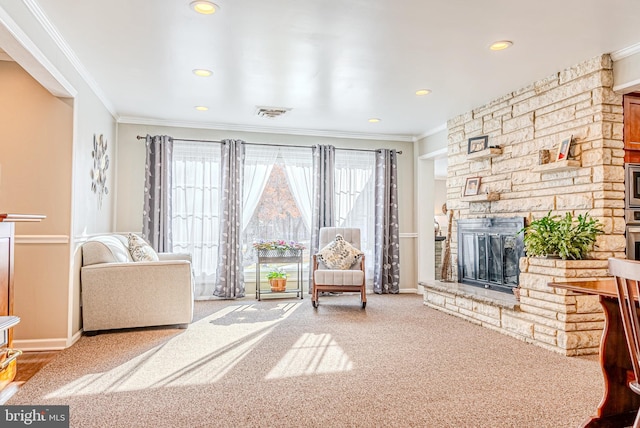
467, 147, 502, 160
530, 159, 581, 173
461, 192, 500, 202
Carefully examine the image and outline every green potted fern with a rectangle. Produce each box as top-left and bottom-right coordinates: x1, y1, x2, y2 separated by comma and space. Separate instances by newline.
519, 211, 603, 260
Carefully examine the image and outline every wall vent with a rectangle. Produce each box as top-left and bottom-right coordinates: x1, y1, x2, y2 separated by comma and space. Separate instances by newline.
256, 106, 291, 119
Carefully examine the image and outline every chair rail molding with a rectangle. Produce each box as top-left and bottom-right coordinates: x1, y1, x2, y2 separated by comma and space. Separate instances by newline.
15, 235, 69, 244
399, 232, 418, 238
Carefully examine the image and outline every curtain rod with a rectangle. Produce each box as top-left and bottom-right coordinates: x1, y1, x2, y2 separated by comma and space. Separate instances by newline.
135, 135, 402, 155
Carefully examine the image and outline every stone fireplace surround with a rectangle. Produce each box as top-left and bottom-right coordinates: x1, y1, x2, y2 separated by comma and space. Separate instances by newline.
422, 54, 626, 356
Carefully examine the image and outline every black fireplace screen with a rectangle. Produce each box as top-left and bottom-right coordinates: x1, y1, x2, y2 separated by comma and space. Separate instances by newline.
457, 217, 525, 293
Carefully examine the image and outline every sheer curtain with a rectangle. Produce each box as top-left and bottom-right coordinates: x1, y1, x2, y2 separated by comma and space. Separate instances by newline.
282, 147, 313, 229
243, 146, 278, 230
172, 141, 220, 299
334, 150, 376, 287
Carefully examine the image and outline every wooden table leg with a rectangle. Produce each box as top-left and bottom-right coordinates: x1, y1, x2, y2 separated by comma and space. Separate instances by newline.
581, 296, 640, 427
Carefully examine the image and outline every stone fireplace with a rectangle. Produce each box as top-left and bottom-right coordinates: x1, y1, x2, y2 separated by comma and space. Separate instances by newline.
422, 54, 626, 356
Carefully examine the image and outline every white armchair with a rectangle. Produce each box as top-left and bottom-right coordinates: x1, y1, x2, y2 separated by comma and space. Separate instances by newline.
80, 234, 194, 334
312, 227, 366, 309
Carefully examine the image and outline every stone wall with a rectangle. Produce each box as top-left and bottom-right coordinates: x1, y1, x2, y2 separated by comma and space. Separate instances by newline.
424, 54, 626, 355
446, 54, 625, 274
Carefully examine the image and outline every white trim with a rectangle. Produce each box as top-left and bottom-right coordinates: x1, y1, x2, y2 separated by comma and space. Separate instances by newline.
613, 78, 640, 94
67, 329, 82, 347
0, 3, 75, 97
13, 337, 68, 351
22, 0, 117, 118
419, 147, 448, 160
414, 123, 447, 142
118, 116, 415, 142
15, 235, 69, 244
399, 287, 419, 294
610, 42, 640, 62
0, 51, 11, 61
399, 232, 418, 238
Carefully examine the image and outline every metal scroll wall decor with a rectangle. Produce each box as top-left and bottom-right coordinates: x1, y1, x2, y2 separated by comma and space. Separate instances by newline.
91, 134, 109, 209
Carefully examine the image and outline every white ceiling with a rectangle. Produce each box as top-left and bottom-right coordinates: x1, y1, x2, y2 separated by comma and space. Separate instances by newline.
25, 0, 640, 140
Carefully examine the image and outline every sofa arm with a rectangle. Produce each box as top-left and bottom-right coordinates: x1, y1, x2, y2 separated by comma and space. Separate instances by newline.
80, 260, 194, 332
158, 252, 192, 262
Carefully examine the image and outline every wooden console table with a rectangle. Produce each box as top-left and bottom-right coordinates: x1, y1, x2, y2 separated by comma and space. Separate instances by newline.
550, 279, 640, 427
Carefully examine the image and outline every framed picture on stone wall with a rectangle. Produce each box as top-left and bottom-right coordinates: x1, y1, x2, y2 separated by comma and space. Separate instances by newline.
463, 177, 481, 196
468, 135, 489, 154
555, 135, 573, 162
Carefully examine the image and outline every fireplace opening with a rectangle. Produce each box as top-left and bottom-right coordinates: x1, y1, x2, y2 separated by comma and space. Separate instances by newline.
457, 217, 525, 293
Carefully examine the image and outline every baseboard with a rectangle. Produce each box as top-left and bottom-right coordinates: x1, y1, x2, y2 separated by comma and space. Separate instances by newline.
13, 337, 69, 351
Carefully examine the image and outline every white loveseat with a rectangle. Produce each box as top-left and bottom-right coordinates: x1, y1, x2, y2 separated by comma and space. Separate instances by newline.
80, 234, 194, 335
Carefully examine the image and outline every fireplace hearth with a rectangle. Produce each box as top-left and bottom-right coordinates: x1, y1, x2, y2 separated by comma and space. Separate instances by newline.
457, 217, 525, 293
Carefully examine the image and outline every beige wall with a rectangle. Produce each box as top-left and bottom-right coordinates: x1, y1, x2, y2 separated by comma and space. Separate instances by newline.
116, 123, 417, 291
0, 0, 117, 349
0, 60, 73, 342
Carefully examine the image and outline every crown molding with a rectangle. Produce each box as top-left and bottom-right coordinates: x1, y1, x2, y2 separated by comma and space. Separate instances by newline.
610, 42, 640, 62
118, 116, 415, 142
22, 0, 118, 118
0, 3, 75, 97
414, 123, 447, 142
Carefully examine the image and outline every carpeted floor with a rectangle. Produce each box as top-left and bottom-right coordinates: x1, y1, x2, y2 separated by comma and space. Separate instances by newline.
9, 294, 603, 427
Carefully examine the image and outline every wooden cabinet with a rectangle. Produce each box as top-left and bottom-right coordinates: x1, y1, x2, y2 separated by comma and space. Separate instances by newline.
624, 94, 640, 162
0, 214, 44, 391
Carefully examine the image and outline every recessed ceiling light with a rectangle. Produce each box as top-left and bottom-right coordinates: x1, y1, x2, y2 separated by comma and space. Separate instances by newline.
190, 1, 219, 15
195, 106, 209, 111
193, 69, 213, 77
489, 40, 513, 51
368, 118, 381, 123
415, 89, 432, 96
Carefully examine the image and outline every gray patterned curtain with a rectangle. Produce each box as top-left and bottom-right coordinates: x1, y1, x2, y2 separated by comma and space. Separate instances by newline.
214, 139, 246, 299
142, 134, 173, 252
374, 149, 400, 294
309, 145, 336, 288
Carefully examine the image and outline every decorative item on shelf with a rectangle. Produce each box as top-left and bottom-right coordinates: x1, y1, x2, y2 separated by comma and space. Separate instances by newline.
252, 239, 305, 257
91, 134, 109, 209
467, 135, 489, 154
538, 149, 550, 165
555, 135, 573, 162
267, 267, 287, 292
518, 210, 603, 260
463, 177, 481, 196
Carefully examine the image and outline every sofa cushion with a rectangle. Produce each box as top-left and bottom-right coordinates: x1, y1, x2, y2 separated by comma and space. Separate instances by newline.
316, 234, 363, 270
82, 235, 133, 266
127, 233, 159, 262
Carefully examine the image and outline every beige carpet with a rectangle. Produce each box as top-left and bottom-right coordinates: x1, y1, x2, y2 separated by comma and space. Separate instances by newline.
10, 294, 603, 427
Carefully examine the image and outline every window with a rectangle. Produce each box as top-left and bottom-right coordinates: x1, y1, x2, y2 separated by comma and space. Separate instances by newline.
170, 142, 377, 297
171, 141, 221, 298
242, 146, 312, 284
334, 150, 376, 285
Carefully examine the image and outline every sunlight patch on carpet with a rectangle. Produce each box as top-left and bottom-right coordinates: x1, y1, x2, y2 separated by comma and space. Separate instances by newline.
44, 302, 302, 398
265, 333, 353, 379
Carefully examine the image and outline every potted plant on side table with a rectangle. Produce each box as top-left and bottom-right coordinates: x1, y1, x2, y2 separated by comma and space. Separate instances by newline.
267, 267, 287, 292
